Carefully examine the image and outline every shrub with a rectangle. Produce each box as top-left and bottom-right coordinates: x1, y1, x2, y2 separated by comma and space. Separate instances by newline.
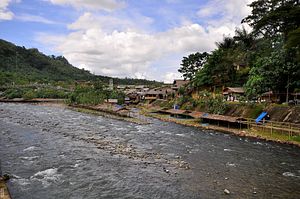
4, 88, 26, 99
23, 90, 37, 100
68, 85, 125, 105
206, 96, 227, 114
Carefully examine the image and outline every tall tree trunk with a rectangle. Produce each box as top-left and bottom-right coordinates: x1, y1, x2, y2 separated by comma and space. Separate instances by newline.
286, 75, 290, 103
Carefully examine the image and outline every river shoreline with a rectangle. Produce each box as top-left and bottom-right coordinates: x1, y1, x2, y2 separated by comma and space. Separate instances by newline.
140, 108, 300, 148
1, 100, 300, 147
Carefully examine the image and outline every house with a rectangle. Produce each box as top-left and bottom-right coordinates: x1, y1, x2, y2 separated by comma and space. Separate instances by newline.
135, 85, 145, 90
172, 79, 190, 91
117, 85, 127, 90
261, 91, 280, 103
144, 89, 159, 100
223, 87, 245, 101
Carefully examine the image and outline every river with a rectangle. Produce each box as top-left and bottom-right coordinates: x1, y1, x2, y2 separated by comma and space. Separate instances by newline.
0, 103, 299, 199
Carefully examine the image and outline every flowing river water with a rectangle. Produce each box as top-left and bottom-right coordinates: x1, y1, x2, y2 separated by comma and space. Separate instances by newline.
0, 103, 300, 199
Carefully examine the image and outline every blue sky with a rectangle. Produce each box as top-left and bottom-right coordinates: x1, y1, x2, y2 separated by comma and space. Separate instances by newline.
0, 0, 253, 82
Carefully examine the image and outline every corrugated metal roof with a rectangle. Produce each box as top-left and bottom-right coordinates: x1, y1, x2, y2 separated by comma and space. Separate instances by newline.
165, 109, 190, 115
223, 87, 245, 94
201, 113, 242, 123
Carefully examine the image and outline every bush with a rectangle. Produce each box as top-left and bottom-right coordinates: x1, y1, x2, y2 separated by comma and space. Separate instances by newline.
177, 95, 191, 106
69, 90, 106, 105
36, 88, 69, 99
206, 96, 227, 114
68, 85, 126, 105
4, 88, 26, 99
23, 90, 37, 100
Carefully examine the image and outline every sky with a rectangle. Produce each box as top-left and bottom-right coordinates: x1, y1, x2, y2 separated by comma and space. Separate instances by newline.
0, 0, 254, 83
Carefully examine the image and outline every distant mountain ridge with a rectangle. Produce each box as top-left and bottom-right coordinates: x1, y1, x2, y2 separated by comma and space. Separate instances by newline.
0, 39, 161, 86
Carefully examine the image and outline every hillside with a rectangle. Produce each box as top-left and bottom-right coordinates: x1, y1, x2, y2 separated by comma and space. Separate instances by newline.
0, 39, 161, 86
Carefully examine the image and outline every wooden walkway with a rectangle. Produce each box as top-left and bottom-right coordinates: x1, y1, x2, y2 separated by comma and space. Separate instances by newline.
152, 107, 300, 137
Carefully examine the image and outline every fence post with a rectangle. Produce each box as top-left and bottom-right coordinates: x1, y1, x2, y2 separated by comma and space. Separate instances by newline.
271, 122, 273, 136
289, 123, 292, 140
247, 119, 250, 130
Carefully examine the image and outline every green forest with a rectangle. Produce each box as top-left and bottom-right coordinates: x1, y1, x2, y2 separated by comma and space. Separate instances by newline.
178, 0, 300, 102
0, 39, 161, 86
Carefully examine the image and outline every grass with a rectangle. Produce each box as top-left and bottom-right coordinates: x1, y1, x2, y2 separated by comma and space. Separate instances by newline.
248, 128, 300, 144
291, 135, 300, 142
147, 111, 300, 146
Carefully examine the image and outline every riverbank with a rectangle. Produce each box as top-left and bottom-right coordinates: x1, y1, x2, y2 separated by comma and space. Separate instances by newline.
68, 104, 150, 125
140, 106, 300, 148
0, 178, 11, 199
0, 98, 65, 103
0, 99, 149, 125
1, 100, 299, 147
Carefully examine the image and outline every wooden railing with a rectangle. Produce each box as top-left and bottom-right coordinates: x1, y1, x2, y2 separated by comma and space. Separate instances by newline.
240, 119, 300, 138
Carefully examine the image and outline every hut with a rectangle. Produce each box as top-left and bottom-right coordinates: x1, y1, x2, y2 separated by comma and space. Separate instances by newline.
200, 113, 247, 129
172, 80, 190, 91
223, 87, 245, 101
261, 91, 280, 103
144, 90, 159, 100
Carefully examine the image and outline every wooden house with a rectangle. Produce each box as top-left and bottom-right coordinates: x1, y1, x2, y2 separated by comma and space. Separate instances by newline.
223, 87, 245, 101
172, 80, 190, 91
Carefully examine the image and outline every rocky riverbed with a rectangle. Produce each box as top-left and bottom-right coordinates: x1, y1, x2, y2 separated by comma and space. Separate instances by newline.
0, 103, 300, 198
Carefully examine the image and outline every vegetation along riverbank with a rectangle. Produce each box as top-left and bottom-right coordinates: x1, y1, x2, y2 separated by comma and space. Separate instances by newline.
0, 0, 299, 148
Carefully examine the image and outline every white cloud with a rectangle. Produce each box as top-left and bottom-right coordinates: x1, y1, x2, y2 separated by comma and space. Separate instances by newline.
163, 72, 182, 83
67, 12, 135, 32
196, 0, 254, 40
38, 1, 254, 82
197, 7, 213, 18
48, 0, 125, 11
16, 13, 57, 24
39, 16, 225, 79
197, 0, 254, 23
0, 0, 14, 20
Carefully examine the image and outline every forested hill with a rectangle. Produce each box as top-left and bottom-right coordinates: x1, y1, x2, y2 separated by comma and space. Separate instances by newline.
0, 39, 161, 86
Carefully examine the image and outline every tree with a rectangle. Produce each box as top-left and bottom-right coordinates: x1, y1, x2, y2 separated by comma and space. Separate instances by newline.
242, 0, 300, 39
285, 27, 300, 61
215, 37, 236, 49
178, 52, 209, 80
234, 27, 256, 50
245, 39, 300, 101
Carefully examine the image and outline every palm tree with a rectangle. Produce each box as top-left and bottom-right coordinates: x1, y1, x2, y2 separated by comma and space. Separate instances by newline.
234, 27, 257, 50
215, 37, 236, 49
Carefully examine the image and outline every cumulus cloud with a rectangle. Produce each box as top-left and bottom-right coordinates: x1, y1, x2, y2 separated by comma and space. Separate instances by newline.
197, 0, 254, 24
0, 0, 14, 20
40, 15, 226, 79
48, 0, 125, 11
38, 1, 254, 82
